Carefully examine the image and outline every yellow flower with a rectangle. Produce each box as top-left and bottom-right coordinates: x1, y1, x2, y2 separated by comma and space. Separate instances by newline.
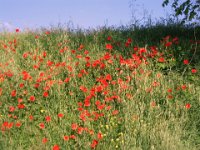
40, 109, 45, 113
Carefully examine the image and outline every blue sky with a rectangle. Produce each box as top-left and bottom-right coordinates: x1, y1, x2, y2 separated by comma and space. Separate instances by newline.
0, 0, 172, 31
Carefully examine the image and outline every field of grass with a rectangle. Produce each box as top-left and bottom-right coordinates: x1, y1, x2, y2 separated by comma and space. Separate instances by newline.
0, 24, 200, 150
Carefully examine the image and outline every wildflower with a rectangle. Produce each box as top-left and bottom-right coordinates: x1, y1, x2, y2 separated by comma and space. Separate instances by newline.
63, 135, 69, 141
42, 138, 48, 144
183, 59, 189, 65
45, 31, 50, 35
47, 60, 54, 67
78, 44, 84, 50
23, 53, 28, 59
41, 109, 45, 113
18, 103, 25, 109
34, 83, 40, 88
11, 90, 17, 97
58, 113, 64, 118
191, 68, 197, 73
77, 127, 84, 134
64, 77, 70, 83
126, 38, 132, 44
43, 51, 47, 57
52, 144, 60, 150
15, 28, 20, 32
97, 132, 103, 140
165, 42, 172, 47
70, 134, 76, 139
181, 85, 187, 90
112, 110, 119, 115
39, 123, 45, 129
8, 105, 15, 112
185, 103, 191, 109
43, 91, 49, 97
167, 95, 173, 99
71, 123, 78, 130
0, 88, 2, 96
167, 88, 172, 93
29, 115, 34, 121
19, 83, 24, 88
35, 35, 39, 39
84, 99, 90, 107
105, 74, 112, 81
134, 46, 139, 51
29, 96, 35, 102
151, 101, 156, 107
158, 57, 165, 63
80, 85, 87, 92
45, 116, 51, 122
106, 44, 113, 50
107, 36, 112, 41
15, 122, 22, 128
84, 50, 89, 55
139, 48, 147, 55
91, 139, 98, 149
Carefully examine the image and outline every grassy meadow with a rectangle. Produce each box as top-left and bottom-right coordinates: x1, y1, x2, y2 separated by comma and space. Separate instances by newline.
0, 23, 200, 150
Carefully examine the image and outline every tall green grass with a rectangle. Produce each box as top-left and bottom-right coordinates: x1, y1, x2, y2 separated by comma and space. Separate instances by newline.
0, 23, 200, 150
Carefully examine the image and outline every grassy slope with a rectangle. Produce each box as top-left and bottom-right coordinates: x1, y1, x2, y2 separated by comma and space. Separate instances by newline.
0, 24, 200, 150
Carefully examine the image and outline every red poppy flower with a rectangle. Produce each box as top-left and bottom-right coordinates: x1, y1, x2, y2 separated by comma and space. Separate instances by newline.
70, 135, 76, 139
18, 103, 25, 109
106, 44, 113, 50
42, 138, 48, 144
60, 135, 68, 141
45, 31, 50, 35
185, 103, 191, 109
43, 91, 49, 97
58, 113, 64, 118
78, 44, 84, 50
84, 99, 90, 107
112, 110, 119, 115
183, 59, 189, 65
15, 28, 20, 32
158, 57, 165, 63
105, 74, 112, 81
11, 90, 17, 97
52, 144, 60, 150
29, 96, 35, 102
71, 123, 78, 130
151, 101, 156, 107
165, 42, 172, 47
191, 68, 197, 73
80, 85, 87, 92
23, 53, 28, 59
107, 36, 112, 41
29, 115, 34, 121
19, 83, 24, 88
9, 106, 15, 112
45, 116, 51, 122
15, 122, 22, 128
167, 88, 172, 93
91, 140, 98, 149
97, 132, 103, 139
0, 88, 2, 96
64, 77, 70, 83
39, 123, 45, 129
181, 85, 187, 90
34, 83, 40, 88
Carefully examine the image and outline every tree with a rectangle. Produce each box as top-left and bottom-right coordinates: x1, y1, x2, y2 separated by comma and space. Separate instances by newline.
162, 0, 200, 23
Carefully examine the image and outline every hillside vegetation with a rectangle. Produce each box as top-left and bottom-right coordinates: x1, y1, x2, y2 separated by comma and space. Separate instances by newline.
0, 24, 200, 150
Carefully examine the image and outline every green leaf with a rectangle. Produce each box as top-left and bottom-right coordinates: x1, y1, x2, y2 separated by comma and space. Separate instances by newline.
162, 0, 169, 7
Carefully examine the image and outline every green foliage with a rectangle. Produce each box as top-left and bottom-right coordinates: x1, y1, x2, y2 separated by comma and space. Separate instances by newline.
0, 23, 200, 149
162, 0, 200, 23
